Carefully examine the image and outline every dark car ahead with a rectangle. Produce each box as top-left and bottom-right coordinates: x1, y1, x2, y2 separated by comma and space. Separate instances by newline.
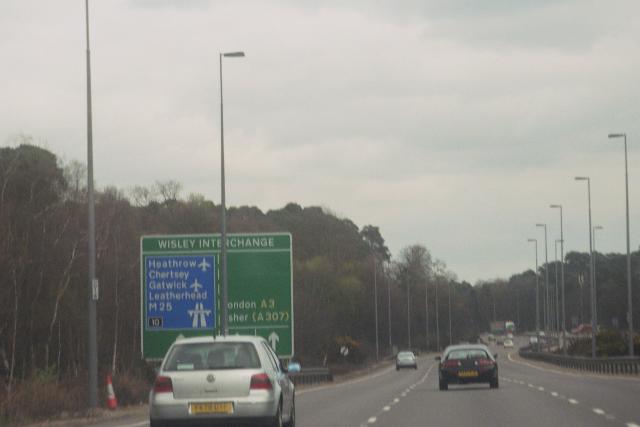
435, 344, 498, 391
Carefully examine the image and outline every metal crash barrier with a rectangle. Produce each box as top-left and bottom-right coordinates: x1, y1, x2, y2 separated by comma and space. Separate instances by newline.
519, 347, 640, 375
287, 367, 333, 385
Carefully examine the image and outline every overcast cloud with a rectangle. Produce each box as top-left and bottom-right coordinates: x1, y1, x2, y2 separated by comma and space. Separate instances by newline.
1, 0, 639, 282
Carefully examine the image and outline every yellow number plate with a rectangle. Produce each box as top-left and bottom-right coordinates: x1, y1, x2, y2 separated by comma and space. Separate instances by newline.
189, 402, 233, 415
458, 370, 479, 378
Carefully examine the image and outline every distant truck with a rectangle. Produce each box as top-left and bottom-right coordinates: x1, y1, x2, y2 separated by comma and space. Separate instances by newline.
490, 320, 516, 336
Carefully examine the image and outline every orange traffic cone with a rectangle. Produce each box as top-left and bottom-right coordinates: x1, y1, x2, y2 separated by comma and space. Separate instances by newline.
106, 374, 118, 410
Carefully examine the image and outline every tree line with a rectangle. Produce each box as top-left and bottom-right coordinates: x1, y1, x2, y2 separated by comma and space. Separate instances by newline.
1, 142, 638, 397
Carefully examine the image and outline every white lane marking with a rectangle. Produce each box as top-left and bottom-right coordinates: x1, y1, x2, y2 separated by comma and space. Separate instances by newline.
568, 399, 579, 405
507, 352, 640, 382
538, 386, 545, 391
551, 391, 559, 397
626, 423, 640, 427
527, 383, 535, 388
119, 423, 148, 427
361, 362, 436, 427
592, 408, 606, 415
401, 392, 407, 397
297, 364, 396, 395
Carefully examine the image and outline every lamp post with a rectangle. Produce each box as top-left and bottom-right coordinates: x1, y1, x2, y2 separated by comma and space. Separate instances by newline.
448, 280, 453, 346
553, 239, 560, 334
387, 263, 392, 352
527, 238, 540, 333
84, 0, 98, 409
220, 51, 245, 335
434, 280, 439, 351
373, 257, 379, 361
425, 280, 429, 351
608, 133, 634, 357
536, 223, 549, 331
550, 204, 566, 345
407, 281, 412, 349
575, 176, 596, 358
593, 226, 603, 327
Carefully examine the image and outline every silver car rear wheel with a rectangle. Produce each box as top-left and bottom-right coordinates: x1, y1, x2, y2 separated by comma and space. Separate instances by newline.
284, 397, 296, 427
271, 401, 283, 427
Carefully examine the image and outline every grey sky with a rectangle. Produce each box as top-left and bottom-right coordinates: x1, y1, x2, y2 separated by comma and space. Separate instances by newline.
1, 0, 639, 282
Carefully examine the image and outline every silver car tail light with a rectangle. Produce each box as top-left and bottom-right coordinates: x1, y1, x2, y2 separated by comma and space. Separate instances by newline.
250, 373, 272, 390
154, 375, 173, 393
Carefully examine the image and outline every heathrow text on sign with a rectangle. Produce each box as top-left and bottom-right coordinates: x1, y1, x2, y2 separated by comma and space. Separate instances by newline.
141, 233, 293, 359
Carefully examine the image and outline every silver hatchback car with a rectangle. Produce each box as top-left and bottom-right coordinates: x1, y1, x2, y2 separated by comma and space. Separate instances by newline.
149, 335, 295, 426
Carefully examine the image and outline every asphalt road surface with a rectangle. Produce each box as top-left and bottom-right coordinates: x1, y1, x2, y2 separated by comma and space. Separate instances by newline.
85, 338, 640, 427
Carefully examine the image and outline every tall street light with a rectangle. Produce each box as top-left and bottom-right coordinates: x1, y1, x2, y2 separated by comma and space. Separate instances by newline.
434, 280, 439, 351
448, 280, 453, 346
84, 0, 98, 409
407, 281, 412, 349
220, 51, 245, 335
536, 223, 549, 331
575, 176, 596, 358
527, 238, 540, 333
608, 133, 634, 357
593, 225, 603, 327
550, 204, 566, 345
554, 239, 561, 333
387, 263, 392, 352
373, 257, 379, 361
425, 280, 429, 351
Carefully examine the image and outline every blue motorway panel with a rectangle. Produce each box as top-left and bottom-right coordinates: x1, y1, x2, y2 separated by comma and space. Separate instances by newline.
144, 255, 216, 331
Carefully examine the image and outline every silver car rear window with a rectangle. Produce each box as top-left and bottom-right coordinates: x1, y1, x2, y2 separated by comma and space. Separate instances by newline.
164, 342, 261, 371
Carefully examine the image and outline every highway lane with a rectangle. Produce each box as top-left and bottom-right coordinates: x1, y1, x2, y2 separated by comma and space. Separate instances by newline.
84, 342, 640, 427
496, 339, 640, 427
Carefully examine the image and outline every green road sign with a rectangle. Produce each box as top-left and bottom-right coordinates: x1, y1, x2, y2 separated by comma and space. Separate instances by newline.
141, 233, 293, 360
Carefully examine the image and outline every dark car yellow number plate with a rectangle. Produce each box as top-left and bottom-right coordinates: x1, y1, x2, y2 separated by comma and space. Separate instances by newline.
458, 370, 479, 378
190, 402, 233, 415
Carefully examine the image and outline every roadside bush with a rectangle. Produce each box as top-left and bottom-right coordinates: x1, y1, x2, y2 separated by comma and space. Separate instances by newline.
112, 372, 152, 406
568, 330, 632, 357
597, 330, 627, 356
0, 372, 85, 426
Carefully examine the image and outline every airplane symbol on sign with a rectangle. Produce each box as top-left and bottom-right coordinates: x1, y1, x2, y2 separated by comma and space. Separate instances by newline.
190, 279, 203, 292
198, 258, 211, 272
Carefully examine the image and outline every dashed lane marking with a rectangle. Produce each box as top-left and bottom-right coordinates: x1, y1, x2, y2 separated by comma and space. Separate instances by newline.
626, 423, 640, 427
506, 352, 640, 382
360, 363, 435, 427
538, 386, 545, 391
551, 391, 559, 397
297, 365, 396, 395
568, 399, 579, 405
592, 408, 605, 415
